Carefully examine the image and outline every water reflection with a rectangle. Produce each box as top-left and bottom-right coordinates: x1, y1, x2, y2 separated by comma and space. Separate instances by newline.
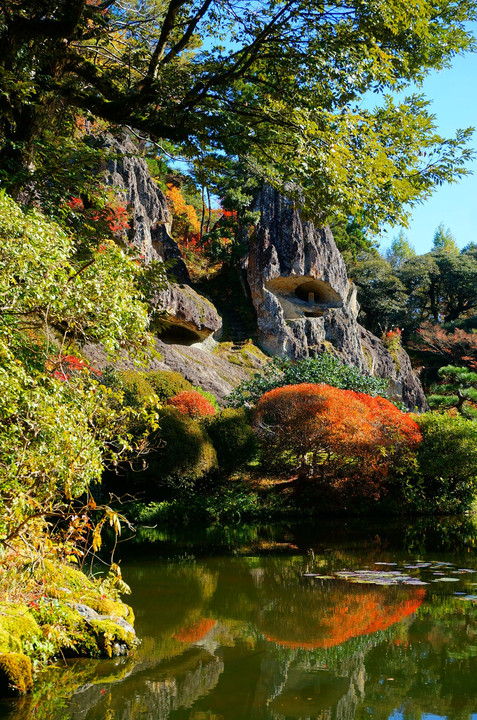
1, 518, 477, 720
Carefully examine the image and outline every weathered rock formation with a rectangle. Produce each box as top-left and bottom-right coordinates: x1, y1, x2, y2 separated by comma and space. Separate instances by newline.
102, 133, 222, 343
102, 133, 188, 281
97, 138, 425, 410
152, 284, 221, 344
247, 185, 427, 410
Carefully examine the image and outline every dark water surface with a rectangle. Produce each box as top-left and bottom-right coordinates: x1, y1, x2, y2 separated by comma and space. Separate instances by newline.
3, 517, 477, 720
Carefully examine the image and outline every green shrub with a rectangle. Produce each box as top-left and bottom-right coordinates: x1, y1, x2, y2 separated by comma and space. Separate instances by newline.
144, 407, 217, 490
205, 408, 257, 470
118, 370, 157, 408
145, 370, 194, 402
228, 355, 389, 408
192, 386, 220, 411
408, 412, 477, 513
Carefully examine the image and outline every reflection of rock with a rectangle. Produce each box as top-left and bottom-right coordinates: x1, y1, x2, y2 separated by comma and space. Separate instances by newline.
269, 668, 349, 717
247, 185, 427, 410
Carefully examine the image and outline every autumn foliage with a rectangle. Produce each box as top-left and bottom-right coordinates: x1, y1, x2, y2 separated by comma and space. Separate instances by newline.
254, 383, 421, 500
262, 585, 425, 650
168, 391, 217, 418
166, 184, 201, 244
173, 618, 216, 643
411, 322, 477, 370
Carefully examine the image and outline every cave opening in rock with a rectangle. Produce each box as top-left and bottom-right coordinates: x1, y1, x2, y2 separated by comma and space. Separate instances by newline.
158, 322, 206, 346
294, 279, 341, 306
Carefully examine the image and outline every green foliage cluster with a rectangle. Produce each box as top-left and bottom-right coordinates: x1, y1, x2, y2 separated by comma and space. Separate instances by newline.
132, 484, 298, 526
1, 0, 476, 236
204, 409, 257, 471
228, 355, 389, 408
406, 413, 477, 513
0, 192, 158, 562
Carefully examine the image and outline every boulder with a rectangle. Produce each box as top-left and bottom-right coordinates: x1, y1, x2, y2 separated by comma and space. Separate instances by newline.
247, 186, 427, 410
153, 284, 222, 343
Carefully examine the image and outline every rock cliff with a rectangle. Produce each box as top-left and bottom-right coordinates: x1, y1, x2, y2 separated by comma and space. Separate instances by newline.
97, 138, 426, 410
102, 133, 221, 342
246, 186, 427, 410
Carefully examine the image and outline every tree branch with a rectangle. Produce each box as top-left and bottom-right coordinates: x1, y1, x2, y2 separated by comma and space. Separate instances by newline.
147, 0, 189, 79
161, 0, 214, 65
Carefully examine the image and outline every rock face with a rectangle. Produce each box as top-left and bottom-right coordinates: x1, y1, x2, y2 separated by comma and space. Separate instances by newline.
247, 185, 427, 410
153, 284, 222, 344
102, 133, 222, 341
102, 133, 188, 281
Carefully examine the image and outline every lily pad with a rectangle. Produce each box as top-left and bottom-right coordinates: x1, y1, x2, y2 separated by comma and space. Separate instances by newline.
434, 577, 460, 582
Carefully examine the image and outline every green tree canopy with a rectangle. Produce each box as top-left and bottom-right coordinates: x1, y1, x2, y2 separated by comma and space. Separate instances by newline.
428, 365, 477, 419
385, 231, 416, 270
432, 223, 459, 253
0, 0, 476, 229
348, 250, 409, 333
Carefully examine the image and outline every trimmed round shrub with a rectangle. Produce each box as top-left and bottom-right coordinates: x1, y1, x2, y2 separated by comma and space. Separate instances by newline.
146, 407, 217, 489
168, 390, 216, 418
118, 370, 156, 408
145, 370, 193, 402
410, 412, 477, 513
205, 408, 257, 470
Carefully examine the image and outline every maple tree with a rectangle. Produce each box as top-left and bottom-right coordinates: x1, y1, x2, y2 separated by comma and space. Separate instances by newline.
410, 322, 477, 370
254, 383, 421, 500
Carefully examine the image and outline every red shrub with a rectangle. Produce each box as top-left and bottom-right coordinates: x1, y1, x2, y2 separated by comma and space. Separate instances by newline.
168, 390, 216, 418
254, 383, 421, 499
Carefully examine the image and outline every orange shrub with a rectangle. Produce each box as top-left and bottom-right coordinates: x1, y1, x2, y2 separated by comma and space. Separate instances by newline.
253, 383, 421, 500
168, 390, 217, 418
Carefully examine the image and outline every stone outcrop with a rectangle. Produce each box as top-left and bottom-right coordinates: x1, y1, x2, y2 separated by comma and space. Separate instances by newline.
247, 185, 427, 410
152, 284, 222, 344
360, 328, 427, 411
83, 336, 268, 403
102, 133, 222, 342
102, 133, 189, 282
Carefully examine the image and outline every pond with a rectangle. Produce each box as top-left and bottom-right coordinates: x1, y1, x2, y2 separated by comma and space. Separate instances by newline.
2, 517, 477, 720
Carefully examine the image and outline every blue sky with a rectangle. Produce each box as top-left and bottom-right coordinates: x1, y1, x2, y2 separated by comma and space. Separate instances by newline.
376, 46, 477, 255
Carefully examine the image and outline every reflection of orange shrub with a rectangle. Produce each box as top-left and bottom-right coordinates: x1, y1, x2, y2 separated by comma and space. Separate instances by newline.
254, 383, 421, 498
263, 586, 425, 650
173, 618, 216, 643
168, 391, 216, 418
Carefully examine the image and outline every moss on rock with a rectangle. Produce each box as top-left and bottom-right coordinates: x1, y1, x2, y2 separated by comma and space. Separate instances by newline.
0, 653, 33, 695
0, 605, 40, 655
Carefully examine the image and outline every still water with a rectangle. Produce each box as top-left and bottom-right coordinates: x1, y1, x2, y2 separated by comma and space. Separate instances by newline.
3, 517, 477, 720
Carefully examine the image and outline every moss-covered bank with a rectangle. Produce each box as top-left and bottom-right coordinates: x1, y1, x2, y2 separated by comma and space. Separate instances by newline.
0, 559, 136, 696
